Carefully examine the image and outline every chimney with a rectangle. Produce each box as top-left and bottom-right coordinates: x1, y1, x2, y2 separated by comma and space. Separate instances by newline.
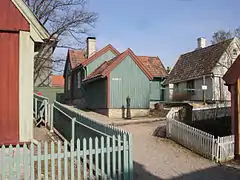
87, 37, 96, 58
197, 37, 207, 49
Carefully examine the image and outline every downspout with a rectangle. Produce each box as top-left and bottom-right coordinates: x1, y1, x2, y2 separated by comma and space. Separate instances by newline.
211, 74, 215, 102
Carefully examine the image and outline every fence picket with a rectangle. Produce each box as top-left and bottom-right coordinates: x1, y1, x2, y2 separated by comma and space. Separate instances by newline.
64, 140, 68, 180
77, 139, 81, 180
57, 141, 62, 180
107, 136, 111, 180
23, 144, 28, 180
123, 134, 128, 179
112, 135, 116, 180
44, 142, 48, 180
70, 140, 74, 180
16, 144, 21, 180
118, 135, 121, 180
101, 136, 105, 179
83, 138, 87, 180
9, 145, 13, 180
129, 134, 133, 180
37, 143, 41, 180
89, 138, 93, 179
95, 137, 99, 180
51, 142, 55, 180
30, 143, 34, 180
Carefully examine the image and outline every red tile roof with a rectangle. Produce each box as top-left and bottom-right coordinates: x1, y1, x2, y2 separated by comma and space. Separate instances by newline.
81, 44, 120, 67
137, 56, 167, 77
52, 75, 64, 87
68, 49, 87, 69
83, 49, 154, 82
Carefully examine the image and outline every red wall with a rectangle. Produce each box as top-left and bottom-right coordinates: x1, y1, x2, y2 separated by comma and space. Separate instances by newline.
0, 0, 30, 31
0, 32, 19, 145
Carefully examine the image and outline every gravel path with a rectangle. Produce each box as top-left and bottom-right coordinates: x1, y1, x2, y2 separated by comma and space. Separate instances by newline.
120, 121, 240, 180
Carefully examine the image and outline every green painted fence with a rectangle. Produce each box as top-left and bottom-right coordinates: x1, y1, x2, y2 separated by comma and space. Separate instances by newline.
0, 137, 132, 180
51, 101, 133, 179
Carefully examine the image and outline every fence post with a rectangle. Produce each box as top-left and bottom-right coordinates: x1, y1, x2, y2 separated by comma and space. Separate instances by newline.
50, 104, 54, 133
216, 136, 220, 163
72, 117, 76, 146
44, 100, 48, 127
128, 133, 133, 180
211, 136, 215, 161
35, 98, 38, 119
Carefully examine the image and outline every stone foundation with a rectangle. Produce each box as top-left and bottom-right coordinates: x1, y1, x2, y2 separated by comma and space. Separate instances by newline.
108, 109, 149, 118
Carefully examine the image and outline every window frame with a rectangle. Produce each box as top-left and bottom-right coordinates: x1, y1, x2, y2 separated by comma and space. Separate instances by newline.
187, 80, 195, 94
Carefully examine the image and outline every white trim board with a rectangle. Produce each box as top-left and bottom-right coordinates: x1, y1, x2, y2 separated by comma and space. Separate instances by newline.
10, 0, 50, 42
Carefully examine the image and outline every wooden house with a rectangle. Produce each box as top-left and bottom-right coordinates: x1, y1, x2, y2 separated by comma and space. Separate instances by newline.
64, 38, 167, 118
0, 0, 50, 145
223, 54, 240, 156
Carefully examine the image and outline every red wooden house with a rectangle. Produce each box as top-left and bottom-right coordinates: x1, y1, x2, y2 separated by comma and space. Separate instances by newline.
0, 0, 50, 145
223, 54, 240, 157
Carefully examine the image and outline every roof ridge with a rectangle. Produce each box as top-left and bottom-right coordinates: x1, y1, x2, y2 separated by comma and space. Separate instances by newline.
181, 38, 233, 56
82, 44, 120, 67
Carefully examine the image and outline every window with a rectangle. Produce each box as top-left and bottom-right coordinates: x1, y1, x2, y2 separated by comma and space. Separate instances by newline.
77, 71, 81, 88
233, 49, 238, 56
175, 83, 179, 92
187, 80, 195, 94
67, 76, 71, 91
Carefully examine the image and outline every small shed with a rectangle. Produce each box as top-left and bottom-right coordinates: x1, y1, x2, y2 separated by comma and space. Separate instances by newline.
223, 54, 240, 156
0, 0, 50, 145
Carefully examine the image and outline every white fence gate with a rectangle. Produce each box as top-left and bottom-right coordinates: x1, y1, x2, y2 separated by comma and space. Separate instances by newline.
166, 119, 235, 162
216, 135, 235, 163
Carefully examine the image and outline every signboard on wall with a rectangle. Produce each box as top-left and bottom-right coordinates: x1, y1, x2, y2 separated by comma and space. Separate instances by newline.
202, 85, 208, 90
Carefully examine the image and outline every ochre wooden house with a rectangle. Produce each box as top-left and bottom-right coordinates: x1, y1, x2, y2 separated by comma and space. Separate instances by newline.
0, 0, 49, 145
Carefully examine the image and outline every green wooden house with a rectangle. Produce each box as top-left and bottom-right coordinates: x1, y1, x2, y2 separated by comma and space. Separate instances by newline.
63, 37, 167, 118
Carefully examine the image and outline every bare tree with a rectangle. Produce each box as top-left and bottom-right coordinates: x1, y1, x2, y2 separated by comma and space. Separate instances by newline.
25, 0, 98, 87
211, 28, 240, 45
211, 30, 233, 44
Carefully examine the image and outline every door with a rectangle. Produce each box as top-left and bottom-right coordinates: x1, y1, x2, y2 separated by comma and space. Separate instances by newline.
0, 32, 19, 145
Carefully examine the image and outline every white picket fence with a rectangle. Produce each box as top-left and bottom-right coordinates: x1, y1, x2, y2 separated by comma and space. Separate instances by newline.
216, 135, 235, 162
166, 118, 235, 162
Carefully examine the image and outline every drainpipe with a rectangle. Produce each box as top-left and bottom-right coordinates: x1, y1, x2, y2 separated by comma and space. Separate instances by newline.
211, 74, 215, 101
83, 66, 87, 79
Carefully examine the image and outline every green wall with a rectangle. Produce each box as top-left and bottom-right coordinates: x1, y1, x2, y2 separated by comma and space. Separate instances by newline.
110, 55, 150, 109
72, 68, 85, 99
150, 81, 164, 101
34, 87, 64, 104
87, 50, 116, 75
85, 78, 107, 109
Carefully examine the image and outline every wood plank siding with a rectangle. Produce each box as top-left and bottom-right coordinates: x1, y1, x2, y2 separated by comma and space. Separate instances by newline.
0, 0, 30, 31
0, 32, 19, 145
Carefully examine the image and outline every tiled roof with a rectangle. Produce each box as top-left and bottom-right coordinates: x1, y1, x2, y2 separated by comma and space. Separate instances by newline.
81, 44, 120, 67
138, 56, 167, 78
83, 56, 119, 81
51, 75, 64, 87
68, 49, 87, 69
166, 39, 233, 84
83, 49, 154, 83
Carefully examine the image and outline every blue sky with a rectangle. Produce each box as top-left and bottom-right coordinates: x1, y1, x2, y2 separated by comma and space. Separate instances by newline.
56, 0, 240, 68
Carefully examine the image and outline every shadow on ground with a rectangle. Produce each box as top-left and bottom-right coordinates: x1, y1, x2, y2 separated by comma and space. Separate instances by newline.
134, 161, 240, 180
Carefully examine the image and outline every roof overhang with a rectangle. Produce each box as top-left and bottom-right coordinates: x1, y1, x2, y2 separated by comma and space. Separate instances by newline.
11, 0, 50, 42
82, 75, 103, 84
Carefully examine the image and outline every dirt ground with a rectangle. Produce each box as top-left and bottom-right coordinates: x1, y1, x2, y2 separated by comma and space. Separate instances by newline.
120, 121, 240, 180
